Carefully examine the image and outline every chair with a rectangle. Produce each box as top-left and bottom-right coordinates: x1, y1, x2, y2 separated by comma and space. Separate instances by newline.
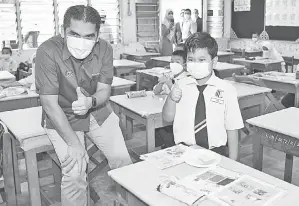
284, 56, 295, 73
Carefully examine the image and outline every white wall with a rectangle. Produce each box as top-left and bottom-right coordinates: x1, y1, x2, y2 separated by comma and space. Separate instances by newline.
160, 0, 203, 24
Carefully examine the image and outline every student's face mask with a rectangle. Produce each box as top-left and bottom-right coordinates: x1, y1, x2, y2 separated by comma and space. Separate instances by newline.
169, 63, 184, 75
252, 38, 258, 42
66, 36, 96, 60
184, 14, 191, 20
1, 54, 11, 61
187, 62, 212, 79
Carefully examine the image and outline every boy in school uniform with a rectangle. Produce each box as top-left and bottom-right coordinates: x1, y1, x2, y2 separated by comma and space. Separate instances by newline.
162, 32, 244, 160
155, 49, 194, 148
154, 50, 187, 95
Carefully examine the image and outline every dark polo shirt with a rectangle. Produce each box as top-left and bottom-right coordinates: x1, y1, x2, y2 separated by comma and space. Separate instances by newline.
35, 35, 113, 132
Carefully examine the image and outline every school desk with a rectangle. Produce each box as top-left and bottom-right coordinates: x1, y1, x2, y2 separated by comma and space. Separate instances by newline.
110, 83, 271, 154
233, 58, 282, 73
122, 52, 161, 62
247, 107, 299, 183
217, 51, 235, 63
135, 63, 246, 90
111, 76, 136, 96
249, 71, 299, 107
113, 59, 145, 78
0, 88, 39, 112
108, 146, 299, 206
230, 49, 262, 58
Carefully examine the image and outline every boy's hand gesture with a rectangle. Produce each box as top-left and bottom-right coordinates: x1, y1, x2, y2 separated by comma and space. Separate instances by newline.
158, 76, 169, 84
170, 83, 182, 103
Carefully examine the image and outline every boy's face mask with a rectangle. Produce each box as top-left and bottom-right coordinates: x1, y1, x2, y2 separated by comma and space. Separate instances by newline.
169, 63, 184, 75
1, 54, 11, 61
66, 36, 96, 60
187, 62, 212, 79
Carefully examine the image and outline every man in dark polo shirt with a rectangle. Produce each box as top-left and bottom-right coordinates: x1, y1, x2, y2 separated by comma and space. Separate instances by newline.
35, 5, 132, 206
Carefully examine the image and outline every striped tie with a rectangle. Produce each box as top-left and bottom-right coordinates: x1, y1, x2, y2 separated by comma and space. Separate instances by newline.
194, 85, 209, 149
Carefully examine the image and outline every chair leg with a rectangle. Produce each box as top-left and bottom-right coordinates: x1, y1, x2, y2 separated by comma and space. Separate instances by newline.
3, 133, 17, 206
11, 138, 21, 195
25, 150, 42, 206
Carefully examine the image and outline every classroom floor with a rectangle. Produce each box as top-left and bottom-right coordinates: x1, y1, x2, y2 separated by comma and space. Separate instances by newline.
1, 93, 299, 205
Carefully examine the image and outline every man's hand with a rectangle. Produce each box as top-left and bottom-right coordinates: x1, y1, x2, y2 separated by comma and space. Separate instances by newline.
170, 83, 182, 103
61, 142, 89, 174
72, 87, 92, 115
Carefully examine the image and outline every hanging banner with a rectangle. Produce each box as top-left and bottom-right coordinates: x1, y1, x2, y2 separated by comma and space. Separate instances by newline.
234, 0, 251, 12
265, 0, 299, 26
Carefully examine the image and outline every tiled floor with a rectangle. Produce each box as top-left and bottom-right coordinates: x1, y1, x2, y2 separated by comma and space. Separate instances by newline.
2, 120, 299, 205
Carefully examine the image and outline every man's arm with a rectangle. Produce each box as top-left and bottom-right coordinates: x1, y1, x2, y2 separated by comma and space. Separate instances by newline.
227, 129, 239, 161
92, 82, 111, 107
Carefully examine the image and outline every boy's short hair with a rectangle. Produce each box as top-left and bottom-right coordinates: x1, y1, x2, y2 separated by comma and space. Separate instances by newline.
1, 47, 12, 55
184, 32, 218, 59
172, 50, 187, 62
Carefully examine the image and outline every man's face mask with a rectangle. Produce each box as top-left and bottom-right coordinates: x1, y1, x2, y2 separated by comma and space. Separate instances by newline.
66, 36, 96, 60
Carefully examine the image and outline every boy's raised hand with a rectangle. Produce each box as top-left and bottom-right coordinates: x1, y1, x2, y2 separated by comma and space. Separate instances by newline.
170, 82, 182, 103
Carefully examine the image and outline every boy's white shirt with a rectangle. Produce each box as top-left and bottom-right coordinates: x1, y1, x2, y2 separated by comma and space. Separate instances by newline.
173, 72, 244, 148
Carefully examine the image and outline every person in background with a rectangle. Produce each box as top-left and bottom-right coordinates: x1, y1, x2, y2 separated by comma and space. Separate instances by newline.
99, 14, 113, 44
174, 9, 184, 46
181, 9, 197, 42
35, 5, 132, 205
194, 9, 203, 32
247, 33, 260, 52
261, 41, 286, 72
160, 9, 175, 56
0, 47, 18, 74
162, 32, 244, 160
154, 49, 189, 148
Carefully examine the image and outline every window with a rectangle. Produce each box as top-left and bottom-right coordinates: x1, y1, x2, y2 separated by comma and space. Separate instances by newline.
19, 0, 55, 49
0, 1, 17, 49
91, 0, 121, 44
135, 0, 159, 43
57, 0, 87, 34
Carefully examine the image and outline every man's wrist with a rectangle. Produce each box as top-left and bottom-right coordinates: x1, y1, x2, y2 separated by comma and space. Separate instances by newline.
87, 96, 93, 110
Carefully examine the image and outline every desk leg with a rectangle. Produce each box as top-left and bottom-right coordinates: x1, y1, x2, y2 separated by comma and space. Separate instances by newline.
284, 154, 293, 183
259, 100, 266, 115
146, 118, 155, 153
25, 150, 42, 206
136, 73, 141, 91
126, 116, 133, 140
11, 138, 21, 195
3, 133, 17, 206
294, 86, 299, 108
252, 130, 263, 171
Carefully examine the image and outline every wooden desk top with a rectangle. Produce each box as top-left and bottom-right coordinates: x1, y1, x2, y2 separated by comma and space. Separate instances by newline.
123, 52, 161, 57
250, 72, 299, 85
109, 149, 299, 206
234, 58, 282, 65
0, 106, 45, 140
0, 88, 38, 102
247, 107, 299, 138
110, 91, 165, 117
151, 56, 171, 62
113, 59, 145, 68
110, 82, 271, 115
215, 62, 245, 71
218, 51, 234, 56
112, 77, 136, 87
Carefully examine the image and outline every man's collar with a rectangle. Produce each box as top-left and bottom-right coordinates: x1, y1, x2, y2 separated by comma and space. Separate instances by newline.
62, 35, 100, 61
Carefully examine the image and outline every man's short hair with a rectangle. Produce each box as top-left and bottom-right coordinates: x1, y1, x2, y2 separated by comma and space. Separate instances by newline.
1, 47, 12, 55
63, 5, 102, 33
172, 49, 187, 62
185, 9, 191, 14
184, 32, 218, 59
194, 9, 199, 14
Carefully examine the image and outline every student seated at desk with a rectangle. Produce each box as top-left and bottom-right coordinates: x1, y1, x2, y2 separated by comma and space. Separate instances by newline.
0, 47, 18, 74
153, 50, 187, 95
154, 50, 189, 148
247, 33, 261, 52
162, 32, 244, 160
261, 41, 286, 72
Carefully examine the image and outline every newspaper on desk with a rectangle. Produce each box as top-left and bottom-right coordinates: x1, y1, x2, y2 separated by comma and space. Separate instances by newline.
210, 175, 286, 206
157, 166, 242, 206
140, 144, 193, 169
